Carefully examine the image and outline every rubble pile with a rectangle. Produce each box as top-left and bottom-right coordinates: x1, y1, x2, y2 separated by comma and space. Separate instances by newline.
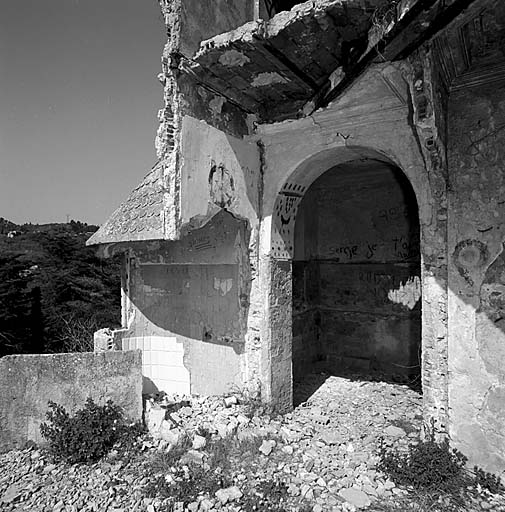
1, 374, 503, 511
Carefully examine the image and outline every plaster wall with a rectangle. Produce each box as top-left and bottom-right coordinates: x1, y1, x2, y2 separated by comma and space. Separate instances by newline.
292, 163, 421, 380
155, 2, 257, 240
0, 351, 142, 452
178, 115, 264, 392
448, 82, 505, 474
179, 116, 261, 230
119, 212, 250, 396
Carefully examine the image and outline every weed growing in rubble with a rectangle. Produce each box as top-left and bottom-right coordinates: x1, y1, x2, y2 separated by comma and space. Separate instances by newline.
240, 480, 300, 512
144, 432, 294, 511
147, 433, 192, 472
473, 466, 504, 495
379, 432, 468, 495
40, 398, 143, 464
378, 424, 504, 508
205, 433, 265, 473
369, 491, 465, 512
230, 387, 276, 419
145, 464, 231, 507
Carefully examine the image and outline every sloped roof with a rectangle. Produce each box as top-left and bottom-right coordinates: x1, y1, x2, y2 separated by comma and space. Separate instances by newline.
86, 162, 166, 246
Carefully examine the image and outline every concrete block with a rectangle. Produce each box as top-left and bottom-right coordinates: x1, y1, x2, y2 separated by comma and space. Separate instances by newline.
0, 350, 142, 451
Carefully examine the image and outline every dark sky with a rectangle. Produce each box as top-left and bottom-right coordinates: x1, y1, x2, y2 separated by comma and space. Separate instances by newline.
1, 0, 165, 225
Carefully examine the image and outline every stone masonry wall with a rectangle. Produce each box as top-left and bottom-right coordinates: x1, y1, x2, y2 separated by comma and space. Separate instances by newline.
0, 351, 142, 452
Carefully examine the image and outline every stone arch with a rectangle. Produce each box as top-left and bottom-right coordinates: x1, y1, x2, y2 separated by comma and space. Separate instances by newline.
270, 145, 413, 260
260, 143, 448, 428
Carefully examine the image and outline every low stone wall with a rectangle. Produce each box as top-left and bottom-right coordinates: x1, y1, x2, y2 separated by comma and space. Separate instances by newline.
0, 350, 142, 452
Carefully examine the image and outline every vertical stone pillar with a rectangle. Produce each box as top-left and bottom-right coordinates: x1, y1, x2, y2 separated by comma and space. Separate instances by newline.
403, 46, 450, 435
260, 255, 293, 412
420, 262, 449, 432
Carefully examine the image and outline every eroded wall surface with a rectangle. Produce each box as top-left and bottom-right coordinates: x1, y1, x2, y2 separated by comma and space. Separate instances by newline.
292, 162, 421, 381
0, 351, 142, 451
448, 82, 505, 474
179, 116, 261, 230
179, 0, 255, 57
118, 211, 251, 396
256, 63, 446, 416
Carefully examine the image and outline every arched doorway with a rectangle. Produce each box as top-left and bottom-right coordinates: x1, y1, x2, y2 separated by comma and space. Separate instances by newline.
291, 158, 421, 389
262, 146, 433, 413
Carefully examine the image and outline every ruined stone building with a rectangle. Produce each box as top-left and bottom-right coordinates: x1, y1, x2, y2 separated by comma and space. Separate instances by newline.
87, 0, 505, 473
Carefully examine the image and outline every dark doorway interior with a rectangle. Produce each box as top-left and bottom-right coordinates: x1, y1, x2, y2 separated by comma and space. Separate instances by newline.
292, 159, 421, 388
264, 1, 305, 17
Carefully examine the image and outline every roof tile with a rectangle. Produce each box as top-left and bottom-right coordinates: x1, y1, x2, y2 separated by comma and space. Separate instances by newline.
86, 161, 166, 246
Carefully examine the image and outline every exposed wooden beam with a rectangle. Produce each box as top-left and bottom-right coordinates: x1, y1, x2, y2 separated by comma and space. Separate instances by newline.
257, 38, 321, 91
317, 0, 480, 111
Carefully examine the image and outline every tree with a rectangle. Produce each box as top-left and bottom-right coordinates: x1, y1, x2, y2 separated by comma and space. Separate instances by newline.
0, 221, 120, 355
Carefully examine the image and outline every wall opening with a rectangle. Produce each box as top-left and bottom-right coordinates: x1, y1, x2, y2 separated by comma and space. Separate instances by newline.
261, 1, 305, 18
291, 158, 421, 391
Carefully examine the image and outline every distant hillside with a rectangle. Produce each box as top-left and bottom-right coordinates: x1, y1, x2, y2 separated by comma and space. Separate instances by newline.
0, 218, 18, 234
0, 218, 99, 234
0, 219, 120, 356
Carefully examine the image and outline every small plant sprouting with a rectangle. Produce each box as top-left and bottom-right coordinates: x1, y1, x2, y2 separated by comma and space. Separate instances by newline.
474, 466, 505, 495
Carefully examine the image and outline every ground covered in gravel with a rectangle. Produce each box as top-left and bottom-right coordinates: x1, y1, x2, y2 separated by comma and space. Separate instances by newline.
1, 373, 503, 512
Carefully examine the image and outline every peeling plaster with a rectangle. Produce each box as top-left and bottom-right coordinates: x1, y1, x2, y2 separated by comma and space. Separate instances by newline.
219, 49, 250, 67
388, 276, 421, 309
209, 96, 225, 114
214, 277, 233, 295
252, 72, 288, 87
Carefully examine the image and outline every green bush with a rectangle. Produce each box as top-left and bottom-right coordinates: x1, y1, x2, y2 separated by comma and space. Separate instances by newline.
40, 398, 140, 463
379, 432, 468, 493
379, 428, 504, 501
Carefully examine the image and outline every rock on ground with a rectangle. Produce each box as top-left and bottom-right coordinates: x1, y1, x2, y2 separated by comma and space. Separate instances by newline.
1, 373, 502, 511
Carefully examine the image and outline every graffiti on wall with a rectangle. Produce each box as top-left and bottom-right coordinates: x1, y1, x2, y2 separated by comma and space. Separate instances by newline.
325, 234, 419, 263
271, 182, 306, 259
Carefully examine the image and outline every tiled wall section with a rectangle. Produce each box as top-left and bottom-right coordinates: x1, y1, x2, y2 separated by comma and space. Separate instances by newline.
122, 336, 190, 395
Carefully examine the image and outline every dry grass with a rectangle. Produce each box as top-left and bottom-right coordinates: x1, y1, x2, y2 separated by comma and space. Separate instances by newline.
146, 433, 192, 474
369, 490, 470, 512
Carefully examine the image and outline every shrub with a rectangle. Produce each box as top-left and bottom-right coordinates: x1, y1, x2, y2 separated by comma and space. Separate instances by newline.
40, 397, 141, 463
378, 427, 504, 505
378, 432, 468, 494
